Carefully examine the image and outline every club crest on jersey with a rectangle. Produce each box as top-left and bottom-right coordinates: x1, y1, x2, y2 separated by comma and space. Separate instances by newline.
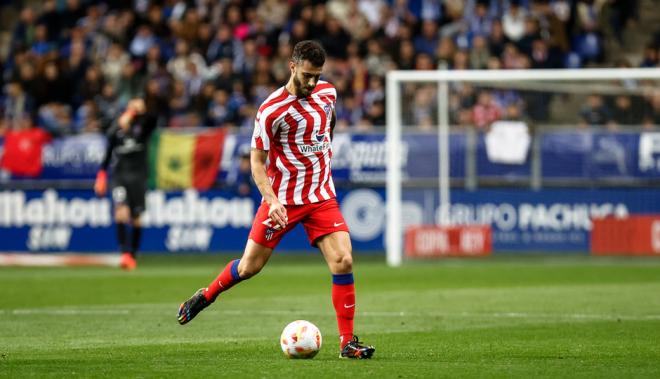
265, 227, 275, 241
323, 104, 332, 117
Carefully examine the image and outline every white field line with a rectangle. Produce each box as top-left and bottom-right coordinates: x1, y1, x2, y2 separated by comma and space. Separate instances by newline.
2, 309, 130, 315
0, 253, 119, 267
1, 306, 659, 321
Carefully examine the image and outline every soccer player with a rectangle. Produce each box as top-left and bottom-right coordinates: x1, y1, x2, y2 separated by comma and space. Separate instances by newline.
94, 98, 157, 270
177, 40, 375, 359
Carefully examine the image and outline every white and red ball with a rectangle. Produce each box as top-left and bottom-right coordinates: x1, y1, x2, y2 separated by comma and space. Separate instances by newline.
280, 320, 322, 359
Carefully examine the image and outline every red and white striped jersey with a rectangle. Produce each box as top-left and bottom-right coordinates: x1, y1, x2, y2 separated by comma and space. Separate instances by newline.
251, 80, 337, 205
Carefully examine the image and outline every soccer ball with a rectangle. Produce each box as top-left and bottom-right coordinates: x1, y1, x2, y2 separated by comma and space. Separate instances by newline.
280, 320, 322, 359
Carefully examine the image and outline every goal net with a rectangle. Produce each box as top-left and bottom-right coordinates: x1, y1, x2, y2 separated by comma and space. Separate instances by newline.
385, 68, 660, 266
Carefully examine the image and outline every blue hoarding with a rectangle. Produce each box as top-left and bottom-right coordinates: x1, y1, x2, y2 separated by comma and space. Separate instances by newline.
0, 188, 658, 253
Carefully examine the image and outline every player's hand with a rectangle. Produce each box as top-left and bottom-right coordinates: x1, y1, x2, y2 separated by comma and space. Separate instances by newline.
94, 170, 107, 196
119, 99, 146, 128
268, 200, 288, 230
128, 98, 146, 114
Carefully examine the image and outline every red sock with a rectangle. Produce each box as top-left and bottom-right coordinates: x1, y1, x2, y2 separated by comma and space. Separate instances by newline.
332, 273, 355, 348
204, 259, 242, 302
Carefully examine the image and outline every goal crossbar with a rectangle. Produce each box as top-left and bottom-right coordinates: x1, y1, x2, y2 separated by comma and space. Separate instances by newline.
387, 68, 660, 82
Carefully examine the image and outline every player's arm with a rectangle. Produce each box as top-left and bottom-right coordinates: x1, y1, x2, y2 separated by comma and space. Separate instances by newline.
250, 148, 287, 229
95, 131, 116, 196
329, 110, 336, 141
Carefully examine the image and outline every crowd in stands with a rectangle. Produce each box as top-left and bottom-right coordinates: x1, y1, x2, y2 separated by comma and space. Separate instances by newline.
0, 0, 658, 138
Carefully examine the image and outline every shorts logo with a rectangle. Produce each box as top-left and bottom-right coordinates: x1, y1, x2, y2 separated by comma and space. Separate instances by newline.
265, 227, 275, 241
112, 186, 127, 203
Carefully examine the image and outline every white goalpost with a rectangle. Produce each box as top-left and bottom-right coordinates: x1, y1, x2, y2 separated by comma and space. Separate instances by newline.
385, 68, 660, 267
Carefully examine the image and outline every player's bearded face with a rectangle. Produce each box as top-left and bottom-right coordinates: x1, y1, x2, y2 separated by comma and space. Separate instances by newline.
292, 60, 323, 97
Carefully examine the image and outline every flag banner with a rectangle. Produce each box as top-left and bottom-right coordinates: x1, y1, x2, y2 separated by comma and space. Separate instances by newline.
150, 128, 226, 190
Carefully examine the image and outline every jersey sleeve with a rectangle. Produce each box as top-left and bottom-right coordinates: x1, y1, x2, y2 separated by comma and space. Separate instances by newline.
251, 108, 277, 151
100, 126, 117, 171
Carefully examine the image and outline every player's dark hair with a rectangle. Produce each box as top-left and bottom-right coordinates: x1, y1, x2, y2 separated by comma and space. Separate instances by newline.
291, 40, 326, 67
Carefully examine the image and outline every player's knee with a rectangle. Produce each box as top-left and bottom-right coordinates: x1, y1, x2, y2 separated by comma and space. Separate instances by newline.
334, 251, 353, 273
114, 206, 130, 223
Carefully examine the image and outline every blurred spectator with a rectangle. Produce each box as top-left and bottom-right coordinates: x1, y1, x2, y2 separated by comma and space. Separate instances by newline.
488, 20, 509, 57
77, 65, 105, 107
517, 17, 541, 55
320, 18, 351, 59
579, 94, 611, 127
36, 0, 59, 44
530, 39, 562, 68
35, 61, 70, 107
466, 0, 493, 37
116, 63, 144, 104
639, 44, 658, 68
502, 1, 528, 42
15, 61, 38, 96
38, 103, 73, 137
167, 40, 209, 83
436, 37, 456, 68
168, 80, 190, 119
145, 4, 169, 41
610, 95, 643, 127
207, 88, 236, 127
30, 23, 56, 58
530, 0, 569, 52
10, 6, 38, 54
363, 76, 385, 109
96, 83, 122, 131
414, 20, 439, 56
410, 85, 436, 129
226, 147, 254, 197
452, 50, 470, 70
395, 39, 416, 70
365, 40, 394, 77
359, 0, 386, 28
0, 0, 651, 136
1, 81, 34, 131
366, 100, 385, 126
469, 35, 490, 69
326, 3, 365, 42
573, 0, 606, 63
336, 94, 363, 128
642, 91, 660, 129
473, 91, 503, 129
257, 0, 290, 30
206, 24, 244, 65
74, 100, 101, 134
129, 25, 156, 58
102, 43, 130, 90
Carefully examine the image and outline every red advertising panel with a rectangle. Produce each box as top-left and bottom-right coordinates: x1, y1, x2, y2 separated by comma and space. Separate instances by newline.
591, 216, 660, 256
405, 225, 492, 258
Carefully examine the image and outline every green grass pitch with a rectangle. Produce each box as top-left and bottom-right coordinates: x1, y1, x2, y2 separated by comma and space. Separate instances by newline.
1, 254, 660, 378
